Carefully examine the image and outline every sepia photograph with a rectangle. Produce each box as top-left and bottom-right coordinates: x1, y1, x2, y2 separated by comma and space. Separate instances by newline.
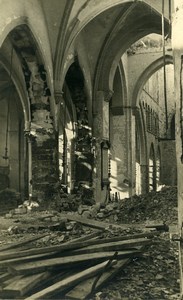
0, 0, 181, 299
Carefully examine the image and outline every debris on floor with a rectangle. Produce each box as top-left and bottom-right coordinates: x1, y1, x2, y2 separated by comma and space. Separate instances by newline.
117, 186, 178, 225
0, 224, 156, 299
0, 185, 180, 299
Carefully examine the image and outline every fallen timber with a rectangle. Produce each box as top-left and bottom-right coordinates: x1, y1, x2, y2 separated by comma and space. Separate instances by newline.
0, 234, 154, 261
8, 249, 142, 275
0, 233, 50, 252
65, 258, 131, 300
0, 219, 161, 299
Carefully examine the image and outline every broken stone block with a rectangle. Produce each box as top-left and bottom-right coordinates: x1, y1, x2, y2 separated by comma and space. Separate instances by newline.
82, 210, 92, 219
77, 206, 84, 215
5, 212, 14, 218
41, 235, 51, 243
97, 212, 105, 219
105, 204, 114, 212
57, 235, 65, 243
49, 221, 66, 231
155, 274, 163, 280
65, 221, 78, 231
7, 226, 19, 234
93, 203, 101, 211
113, 214, 119, 222
88, 207, 98, 218
51, 216, 59, 222
14, 207, 27, 214
99, 208, 106, 213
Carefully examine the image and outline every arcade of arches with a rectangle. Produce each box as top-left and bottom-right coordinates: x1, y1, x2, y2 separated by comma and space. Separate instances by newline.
1, 0, 183, 295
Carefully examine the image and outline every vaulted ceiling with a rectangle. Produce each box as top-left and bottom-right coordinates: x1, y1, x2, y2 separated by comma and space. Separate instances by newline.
0, 0, 172, 113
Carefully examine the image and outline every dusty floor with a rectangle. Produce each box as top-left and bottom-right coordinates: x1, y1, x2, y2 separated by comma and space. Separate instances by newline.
0, 186, 180, 299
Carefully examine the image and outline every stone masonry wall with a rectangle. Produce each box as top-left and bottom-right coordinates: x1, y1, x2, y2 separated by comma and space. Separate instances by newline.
159, 140, 177, 186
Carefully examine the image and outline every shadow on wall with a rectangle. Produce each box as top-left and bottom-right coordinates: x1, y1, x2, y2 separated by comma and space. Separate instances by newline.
110, 174, 133, 200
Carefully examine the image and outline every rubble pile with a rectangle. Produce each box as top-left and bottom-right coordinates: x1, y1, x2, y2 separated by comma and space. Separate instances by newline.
0, 214, 156, 299
98, 234, 180, 300
117, 186, 177, 224
1, 212, 96, 247
75, 187, 178, 226
50, 183, 94, 212
91, 186, 180, 300
0, 185, 180, 299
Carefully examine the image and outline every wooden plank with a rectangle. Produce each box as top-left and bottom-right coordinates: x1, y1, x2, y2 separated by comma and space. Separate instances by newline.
0, 233, 49, 252
0, 272, 12, 283
68, 230, 102, 243
0, 275, 23, 289
2, 271, 50, 297
145, 223, 169, 231
9, 250, 142, 275
0, 232, 102, 262
24, 260, 116, 300
25, 270, 73, 297
60, 213, 136, 230
0, 232, 154, 262
65, 258, 130, 300
0, 252, 57, 273
66, 246, 145, 300
66, 238, 151, 255
0, 250, 56, 263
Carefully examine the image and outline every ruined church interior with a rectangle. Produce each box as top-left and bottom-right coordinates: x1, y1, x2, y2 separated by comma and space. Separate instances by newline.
0, 0, 183, 299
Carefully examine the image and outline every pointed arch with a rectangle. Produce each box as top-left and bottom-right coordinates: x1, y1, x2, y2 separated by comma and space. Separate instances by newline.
133, 54, 173, 107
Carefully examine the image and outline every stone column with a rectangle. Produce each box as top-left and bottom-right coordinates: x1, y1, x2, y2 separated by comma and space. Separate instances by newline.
172, 1, 183, 296
109, 106, 136, 199
25, 61, 58, 203
24, 121, 32, 199
124, 107, 136, 198
30, 103, 58, 202
140, 164, 148, 194
93, 90, 112, 204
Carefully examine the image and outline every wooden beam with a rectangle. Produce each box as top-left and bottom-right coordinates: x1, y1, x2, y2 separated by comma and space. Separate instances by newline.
0, 252, 57, 273
25, 270, 73, 297
0, 234, 50, 252
9, 250, 142, 275
66, 246, 145, 299
66, 230, 102, 243
0, 232, 102, 261
65, 258, 130, 299
24, 260, 116, 300
67, 238, 151, 255
0, 273, 12, 284
0, 232, 154, 262
0, 275, 23, 290
60, 213, 143, 230
2, 272, 50, 297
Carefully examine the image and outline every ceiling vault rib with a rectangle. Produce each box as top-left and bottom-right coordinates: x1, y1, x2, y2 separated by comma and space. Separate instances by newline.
93, 2, 139, 94
54, 0, 75, 82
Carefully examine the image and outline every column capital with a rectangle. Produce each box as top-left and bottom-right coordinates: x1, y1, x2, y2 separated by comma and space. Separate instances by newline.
96, 90, 114, 102
103, 90, 114, 102
94, 90, 113, 115
54, 90, 64, 104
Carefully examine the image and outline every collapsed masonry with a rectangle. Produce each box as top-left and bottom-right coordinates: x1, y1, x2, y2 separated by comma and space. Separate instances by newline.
0, 185, 179, 299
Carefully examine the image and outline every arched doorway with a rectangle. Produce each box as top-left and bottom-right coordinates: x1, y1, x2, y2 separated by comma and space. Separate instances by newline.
0, 54, 28, 201
0, 23, 58, 203
64, 60, 93, 193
